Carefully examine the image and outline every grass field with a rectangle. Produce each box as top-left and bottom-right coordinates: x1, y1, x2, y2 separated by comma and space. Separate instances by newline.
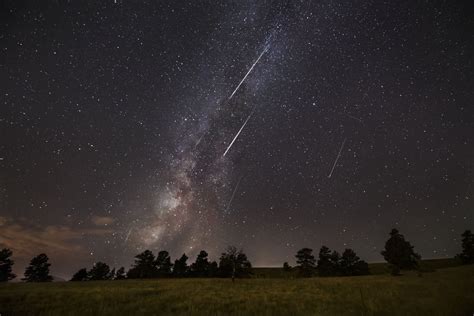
0, 264, 473, 315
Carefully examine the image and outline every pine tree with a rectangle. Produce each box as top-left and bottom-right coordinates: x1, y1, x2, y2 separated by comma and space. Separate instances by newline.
190, 250, 211, 277
381, 228, 421, 275
107, 267, 116, 280
456, 230, 474, 264
23, 253, 53, 282
173, 254, 189, 277
88, 262, 111, 280
329, 250, 341, 276
209, 261, 219, 277
0, 248, 16, 282
218, 246, 252, 280
156, 250, 173, 277
70, 268, 88, 281
340, 248, 369, 276
317, 246, 336, 276
295, 248, 316, 277
115, 267, 126, 280
127, 250, 158, 278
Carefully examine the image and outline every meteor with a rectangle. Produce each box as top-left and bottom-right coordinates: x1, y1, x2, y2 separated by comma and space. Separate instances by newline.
225, 176, 243, 213
222, 107, 255, 157
228, 44, 270, 101
194, 133, 205, 149
328, 138, 347, 178
124, 227, 133, 243
343, 112, 363, 123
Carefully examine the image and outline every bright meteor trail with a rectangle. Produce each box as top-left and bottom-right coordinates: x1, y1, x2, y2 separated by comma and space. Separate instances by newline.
222, 107, 256, 157
327, 138, 347, 178
228, 44, 270, 101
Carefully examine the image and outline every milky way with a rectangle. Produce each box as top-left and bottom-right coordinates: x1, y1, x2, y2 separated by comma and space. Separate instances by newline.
133, 11, 283, 258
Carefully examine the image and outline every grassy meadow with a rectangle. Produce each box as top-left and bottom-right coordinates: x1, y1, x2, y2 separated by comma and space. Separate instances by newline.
0, 264, 473, 315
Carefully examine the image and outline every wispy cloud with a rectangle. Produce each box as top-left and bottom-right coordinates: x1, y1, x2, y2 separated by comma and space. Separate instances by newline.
91, 215, 115, 226
0, 217, 111, 259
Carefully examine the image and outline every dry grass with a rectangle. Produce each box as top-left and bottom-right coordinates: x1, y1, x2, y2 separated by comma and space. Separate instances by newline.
0, 265, 473, 315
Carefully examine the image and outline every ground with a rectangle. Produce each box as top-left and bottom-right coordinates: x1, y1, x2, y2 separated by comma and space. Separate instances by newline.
0, 264, 473, 315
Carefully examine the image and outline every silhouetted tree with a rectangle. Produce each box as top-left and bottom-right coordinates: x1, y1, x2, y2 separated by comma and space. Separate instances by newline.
127, 250, 158, 278
295, 248, 316, 277
209, 261, 219, 277
329, 250, 341, 275
88, 262, 111, 280
219, 246, 252, 281
340, 249, 369, 276
70, 268, 88, 281
190, 250, 211, 277
381, 228, 421, 275
0, 248, 16, 282
283, 261, 292, 272
156, 250, 173, 277
317, 246, 339, 276
23, 253, 53, 282
115, 267, 126, 280
108, 267, 116, 280
173, 254, 189, 277
456, 230, 474, 264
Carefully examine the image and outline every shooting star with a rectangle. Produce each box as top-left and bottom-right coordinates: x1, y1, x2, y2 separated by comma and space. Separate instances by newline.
228, 44, 270, 101
124, 227, 133, 243
194, 133, 205, 149
225, 176, 243, 213
327, 138, 347, 178
222, 107, 256, 157
342, 112, 363, 123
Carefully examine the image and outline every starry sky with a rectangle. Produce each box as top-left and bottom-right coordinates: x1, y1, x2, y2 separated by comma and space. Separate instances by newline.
1, 1, 473, 279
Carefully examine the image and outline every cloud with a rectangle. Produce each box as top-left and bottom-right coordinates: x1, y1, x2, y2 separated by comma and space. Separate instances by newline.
91, 216, 115, 226
0, 217, 111, 260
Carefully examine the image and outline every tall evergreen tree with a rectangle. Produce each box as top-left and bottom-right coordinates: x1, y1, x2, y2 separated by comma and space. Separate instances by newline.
295, 248, 316, 277
88, 262, 111, 280
381, 228, 421, 275
23, 253, 53, 282
209, 260, 219, 277
340, 248, 370, 276
218, 246, 252, 280
107, 267, 116, 280
329, 250, 341, 275
0, 248, 16, 282
70, 268, 88, 281
317, 246, 338, 276
115, 267, 126, 280
456, 230, 474, 264
127, 250, 158, 278
173, 254, 189, 277
156, 250, 173, 277
190, 250, 211, 277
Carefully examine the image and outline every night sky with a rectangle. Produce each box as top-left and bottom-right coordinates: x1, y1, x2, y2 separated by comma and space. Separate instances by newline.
1, 1, 473, 279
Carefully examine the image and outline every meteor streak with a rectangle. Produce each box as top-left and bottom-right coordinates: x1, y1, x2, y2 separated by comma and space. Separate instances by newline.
343, 112, 363, 123
222, 107, 255, 157
194, 133, 205, 149
328, 138, 347, 178
225, 176, 243, 213
124, 227, 133, 243
228, 44, 270, 101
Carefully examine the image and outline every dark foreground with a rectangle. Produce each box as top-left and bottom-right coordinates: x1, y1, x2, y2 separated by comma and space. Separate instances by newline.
0, 265, 473, 315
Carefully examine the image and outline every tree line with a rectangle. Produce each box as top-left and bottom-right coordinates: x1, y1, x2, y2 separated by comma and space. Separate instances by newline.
1, 229, 473, 282
70, 246, 252, 282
